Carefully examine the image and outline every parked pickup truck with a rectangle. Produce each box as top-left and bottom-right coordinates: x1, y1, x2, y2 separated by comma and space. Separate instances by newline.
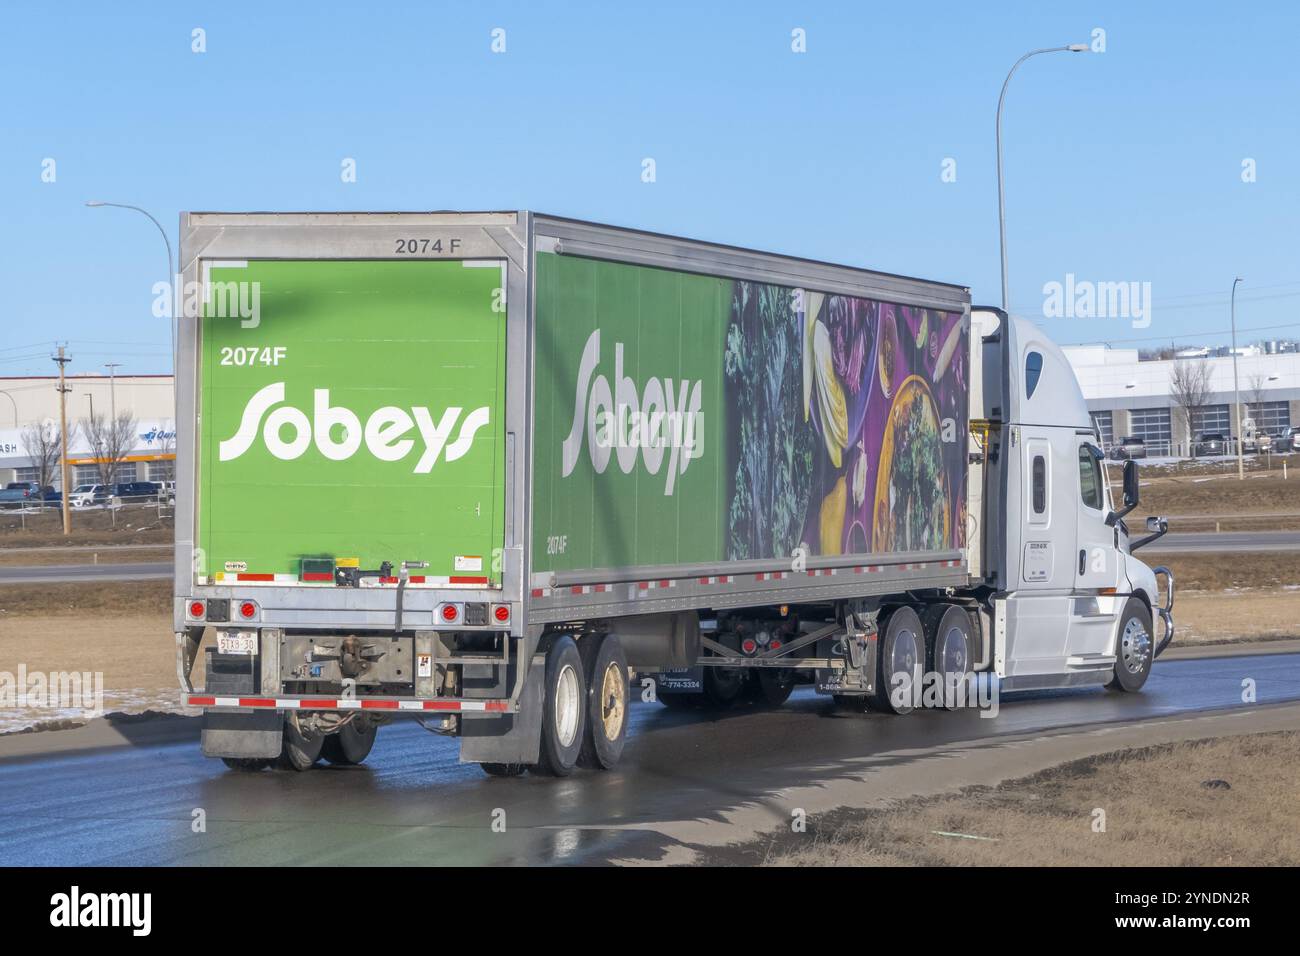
175, 211, 1175, 777
0, 481, 52, 508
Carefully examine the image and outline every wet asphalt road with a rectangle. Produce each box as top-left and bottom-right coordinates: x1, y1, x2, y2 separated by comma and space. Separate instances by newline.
1, 651, 1297, 866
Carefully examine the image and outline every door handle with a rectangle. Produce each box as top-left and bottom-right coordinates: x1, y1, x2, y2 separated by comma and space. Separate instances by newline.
1079, 549, 1087, 575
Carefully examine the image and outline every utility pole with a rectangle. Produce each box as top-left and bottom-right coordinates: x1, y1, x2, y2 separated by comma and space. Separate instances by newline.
1231, 277, 1244, 480
104, 362, 120, 422
53, 346, 72, 535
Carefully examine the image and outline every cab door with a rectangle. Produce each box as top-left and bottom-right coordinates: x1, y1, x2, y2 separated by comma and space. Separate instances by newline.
1067, 437, 1121, 658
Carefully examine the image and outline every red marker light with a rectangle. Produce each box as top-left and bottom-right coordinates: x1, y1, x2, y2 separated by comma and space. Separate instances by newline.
771, 640, 782, 651
741, 638, 757, 655
239, 601, 257, 619
440, 603, 459, 623
189, 600, 206, 619
493, 605, 510, 623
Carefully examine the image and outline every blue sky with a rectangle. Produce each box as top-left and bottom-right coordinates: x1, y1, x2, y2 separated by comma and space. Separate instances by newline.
2, 0, 1297, 375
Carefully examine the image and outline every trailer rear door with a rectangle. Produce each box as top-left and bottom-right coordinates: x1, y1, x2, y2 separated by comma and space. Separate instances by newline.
195, 259, 507, 588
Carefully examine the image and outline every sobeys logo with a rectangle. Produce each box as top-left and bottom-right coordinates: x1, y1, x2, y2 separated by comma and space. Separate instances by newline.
561, 329, 703, 496
219, 383, 489, 474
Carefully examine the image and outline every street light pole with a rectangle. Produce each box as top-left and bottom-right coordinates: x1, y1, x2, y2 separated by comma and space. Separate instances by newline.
997, 43, 1090, 312
1231, 276, 1244, 480
84, 202, 176, 379
0, 390, 16, 427
104, 362, 120, 422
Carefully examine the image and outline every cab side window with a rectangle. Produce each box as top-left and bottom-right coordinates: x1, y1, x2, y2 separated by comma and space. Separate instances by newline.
1078, 446, 1103, 510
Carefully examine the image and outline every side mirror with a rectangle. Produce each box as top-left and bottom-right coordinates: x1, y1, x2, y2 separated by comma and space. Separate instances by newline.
1123, 459, 1139, 509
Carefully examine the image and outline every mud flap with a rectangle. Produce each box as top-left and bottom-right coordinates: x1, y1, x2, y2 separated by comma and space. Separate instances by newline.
458, 656, 543, 766
201, 710, 284, 759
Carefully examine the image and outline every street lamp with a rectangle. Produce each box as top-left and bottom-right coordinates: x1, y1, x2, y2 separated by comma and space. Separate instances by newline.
997, 43, 1091, 312
84, 201, 176, 378
1231, 276, 1244, 480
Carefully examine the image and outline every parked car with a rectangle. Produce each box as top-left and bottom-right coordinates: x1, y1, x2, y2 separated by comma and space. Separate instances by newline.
106, 480, 162, 503
68, 483, 104, 508
1274, 426, 1300, 453
1192, 432, 1230, 456
1109, 436, 1147, 460
0, 481, 49, 508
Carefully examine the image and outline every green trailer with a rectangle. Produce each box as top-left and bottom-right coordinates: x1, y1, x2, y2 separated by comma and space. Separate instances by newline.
175, 212, 980, 774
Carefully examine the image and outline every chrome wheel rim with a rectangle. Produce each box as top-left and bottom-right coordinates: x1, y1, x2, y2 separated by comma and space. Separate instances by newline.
1120, 617, 1151, 675
555, 663, 580, 747
940, 625, 967, 674
890, 627, 920, 685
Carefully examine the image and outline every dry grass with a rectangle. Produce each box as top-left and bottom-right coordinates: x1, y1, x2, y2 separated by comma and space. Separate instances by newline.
1155, 551, 1300, 592
1113, 468, 1300, 528
0, 580, 172, 617
0, 506, 172, 547
0, 547, 171, 567
767, 731, 1300, 866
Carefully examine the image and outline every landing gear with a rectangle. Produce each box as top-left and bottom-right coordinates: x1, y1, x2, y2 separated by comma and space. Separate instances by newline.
1107, 598, 1154, 692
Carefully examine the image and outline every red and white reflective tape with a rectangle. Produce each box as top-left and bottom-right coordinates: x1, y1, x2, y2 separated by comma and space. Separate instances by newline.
569, 583, 613, 595
698, 575, 734, 585
187, 694, 509, 713
805, 568, 837, 577
854, 565, 884, 574
210, 572, 491, 587
637, 579, 676, 591
754, 571, 790, 582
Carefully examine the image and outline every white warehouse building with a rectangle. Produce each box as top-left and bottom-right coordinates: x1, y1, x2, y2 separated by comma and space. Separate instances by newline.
1063, 345, 1300, 456
0, 373, 175, 489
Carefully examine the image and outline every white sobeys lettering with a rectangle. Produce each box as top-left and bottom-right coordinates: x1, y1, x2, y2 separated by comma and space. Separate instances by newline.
218, 383, 489, 474
560, 329, 703, 496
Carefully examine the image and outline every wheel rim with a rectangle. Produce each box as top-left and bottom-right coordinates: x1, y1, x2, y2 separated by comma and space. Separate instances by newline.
1120, 617, 1151, 675
555, 662, 580, 748
940, 625, 967, 674
600, 662, 626, 740
890, 627, 919, 685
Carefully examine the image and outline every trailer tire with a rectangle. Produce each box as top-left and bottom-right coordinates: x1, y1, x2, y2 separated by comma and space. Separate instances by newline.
221, 757, 271, 771
753, 668, 796, 707
922, 603, 974, 710
277, 718, 324, 771
702, 663, 746, 708
321, 719, 377, 765
1106, 598, 1154, 692
480, 762, 528, 777
578, 634, 629, 770
533, 635, 586, 777
869, 606, 924, 715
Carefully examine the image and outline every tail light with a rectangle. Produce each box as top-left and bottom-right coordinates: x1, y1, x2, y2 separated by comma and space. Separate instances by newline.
741, 638, 757, 655
439, 603, 461, 624
492, 604, 511, 624
188, 600, 206, 620
238, 600, 258, 620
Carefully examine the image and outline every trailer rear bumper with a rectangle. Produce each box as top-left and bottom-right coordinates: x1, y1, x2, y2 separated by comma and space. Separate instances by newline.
186, 694, 513, 714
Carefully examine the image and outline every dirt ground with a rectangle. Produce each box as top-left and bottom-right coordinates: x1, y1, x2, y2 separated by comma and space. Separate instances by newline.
1107, 466, 1300, 530
0, 506, 172, 547
764, 731, 1300, 866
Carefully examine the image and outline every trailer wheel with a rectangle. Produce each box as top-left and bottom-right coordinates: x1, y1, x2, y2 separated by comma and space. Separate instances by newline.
276, 717, 324, 771
480, 762, 528, 777
702, 663, 746, 708
321, 719, 377, 765
869, 606, 924, 715
1106, 598, 1154, 692
753, 668, 796, 707
577, 634, 629, 770
922, 604, 974, 710
533, 635, 586, 777
221, 757, 271, 771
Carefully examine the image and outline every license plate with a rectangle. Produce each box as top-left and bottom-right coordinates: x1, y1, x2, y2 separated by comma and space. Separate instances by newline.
217, 631, 258, 656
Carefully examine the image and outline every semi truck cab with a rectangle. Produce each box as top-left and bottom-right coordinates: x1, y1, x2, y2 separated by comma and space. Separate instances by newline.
976, 307, 1173, 691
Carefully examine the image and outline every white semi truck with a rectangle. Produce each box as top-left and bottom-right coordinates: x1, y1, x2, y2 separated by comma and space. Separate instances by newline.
174, 212, 1174, 775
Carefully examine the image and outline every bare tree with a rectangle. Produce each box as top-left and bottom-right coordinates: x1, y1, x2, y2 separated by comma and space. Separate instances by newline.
79, 411, 139, 490
1169, 359, 1213, 457
20, 420, 61, 494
